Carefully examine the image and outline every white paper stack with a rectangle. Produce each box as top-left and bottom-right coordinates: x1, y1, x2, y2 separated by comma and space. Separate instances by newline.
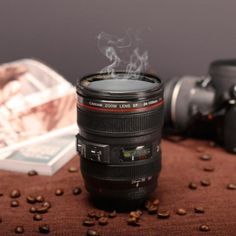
0, 59, 77, 175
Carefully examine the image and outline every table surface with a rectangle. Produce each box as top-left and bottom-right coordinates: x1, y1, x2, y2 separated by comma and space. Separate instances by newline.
0, 138, 236, 236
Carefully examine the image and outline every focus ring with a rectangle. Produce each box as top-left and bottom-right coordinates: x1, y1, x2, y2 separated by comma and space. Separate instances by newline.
80, 156, 161, 180
77, 106, 164, 135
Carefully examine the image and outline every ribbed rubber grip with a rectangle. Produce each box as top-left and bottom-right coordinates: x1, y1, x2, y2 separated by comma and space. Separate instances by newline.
77, 106, 164, 136
80, 156, 161, 180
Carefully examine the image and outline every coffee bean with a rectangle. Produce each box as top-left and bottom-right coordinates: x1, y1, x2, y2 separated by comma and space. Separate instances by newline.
145, 200, 152, 209
29, 206, 37, 213
95, 211, 107, 219
15, 226, 24, 234
26, 195, 36, 204
39, 224, 50, 234
55, 189, 64, 196
129, 211, 141, 219
73, 187, 82, 195
108, 210, 117, 218
199, 154, 212, 161
199, 224, 210, 232
28, 170, 38, 176
135, 210, 143, 216
11, 200, 19, 207
87, 229, 99, 236
152, 199, 160, 206
194, 207, 205, 213
36, 195, 44, 203
34, 214, 43, 221
10, 189, 21, 198
203, 166, 215, 172
42, 201, 51, 209
227, 183, 236, 190
200, 179, 211, 187
196, 146, 205, 153
88, 211, 96, 219
68, 166, 78, 173
209, 141, 216, 147
83, 219, 96, 227
157, 210, 170, 219
188, 182, 197, 190
98, 217, 108, 226
37, 206, 48, 214
127, 217, 140, 226
147, 205, 158, 214
176, 208, 187, 215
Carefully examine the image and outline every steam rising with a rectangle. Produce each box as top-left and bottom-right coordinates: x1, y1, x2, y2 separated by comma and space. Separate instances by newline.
97, 31, 148, 78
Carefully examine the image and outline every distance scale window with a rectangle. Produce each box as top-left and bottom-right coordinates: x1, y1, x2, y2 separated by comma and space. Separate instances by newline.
120, 145, 152, 162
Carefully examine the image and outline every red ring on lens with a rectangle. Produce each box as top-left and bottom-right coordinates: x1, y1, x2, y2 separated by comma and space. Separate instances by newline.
78, 99, 164, 112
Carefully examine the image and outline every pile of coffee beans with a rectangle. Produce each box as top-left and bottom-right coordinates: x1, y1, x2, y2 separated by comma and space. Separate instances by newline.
126, 210, 142, 226
83, 210, 116, 227
145, 199, 159, 215
82, 210, 118, 235
81, 194, 210, 235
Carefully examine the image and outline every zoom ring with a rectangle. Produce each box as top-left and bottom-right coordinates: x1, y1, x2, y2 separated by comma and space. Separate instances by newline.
77, 106, 164, 135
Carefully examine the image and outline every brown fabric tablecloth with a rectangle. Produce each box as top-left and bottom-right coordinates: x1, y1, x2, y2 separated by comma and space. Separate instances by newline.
0, 139, 236, 236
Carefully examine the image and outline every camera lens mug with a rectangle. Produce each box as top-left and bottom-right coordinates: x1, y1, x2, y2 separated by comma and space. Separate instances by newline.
76, 72, 164, 209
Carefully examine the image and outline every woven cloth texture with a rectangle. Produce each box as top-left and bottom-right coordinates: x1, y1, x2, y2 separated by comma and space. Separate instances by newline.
0, 139, 235, 236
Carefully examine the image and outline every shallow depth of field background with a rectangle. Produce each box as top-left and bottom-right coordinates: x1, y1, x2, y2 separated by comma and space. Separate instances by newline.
0, 0, 236, 83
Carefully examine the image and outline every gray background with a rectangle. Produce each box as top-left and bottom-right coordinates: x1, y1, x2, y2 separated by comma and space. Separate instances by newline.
0, 0, 235, 84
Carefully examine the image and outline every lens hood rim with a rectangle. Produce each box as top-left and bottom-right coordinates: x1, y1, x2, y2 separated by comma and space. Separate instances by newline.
76, 72, 163, 100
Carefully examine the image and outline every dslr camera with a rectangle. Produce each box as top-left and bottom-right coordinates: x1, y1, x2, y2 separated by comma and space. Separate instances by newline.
164, 59, 236, 153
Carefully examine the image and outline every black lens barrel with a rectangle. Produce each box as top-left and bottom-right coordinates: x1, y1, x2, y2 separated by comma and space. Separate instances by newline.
76, 72, 164, 208
77, 106, 163, 136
